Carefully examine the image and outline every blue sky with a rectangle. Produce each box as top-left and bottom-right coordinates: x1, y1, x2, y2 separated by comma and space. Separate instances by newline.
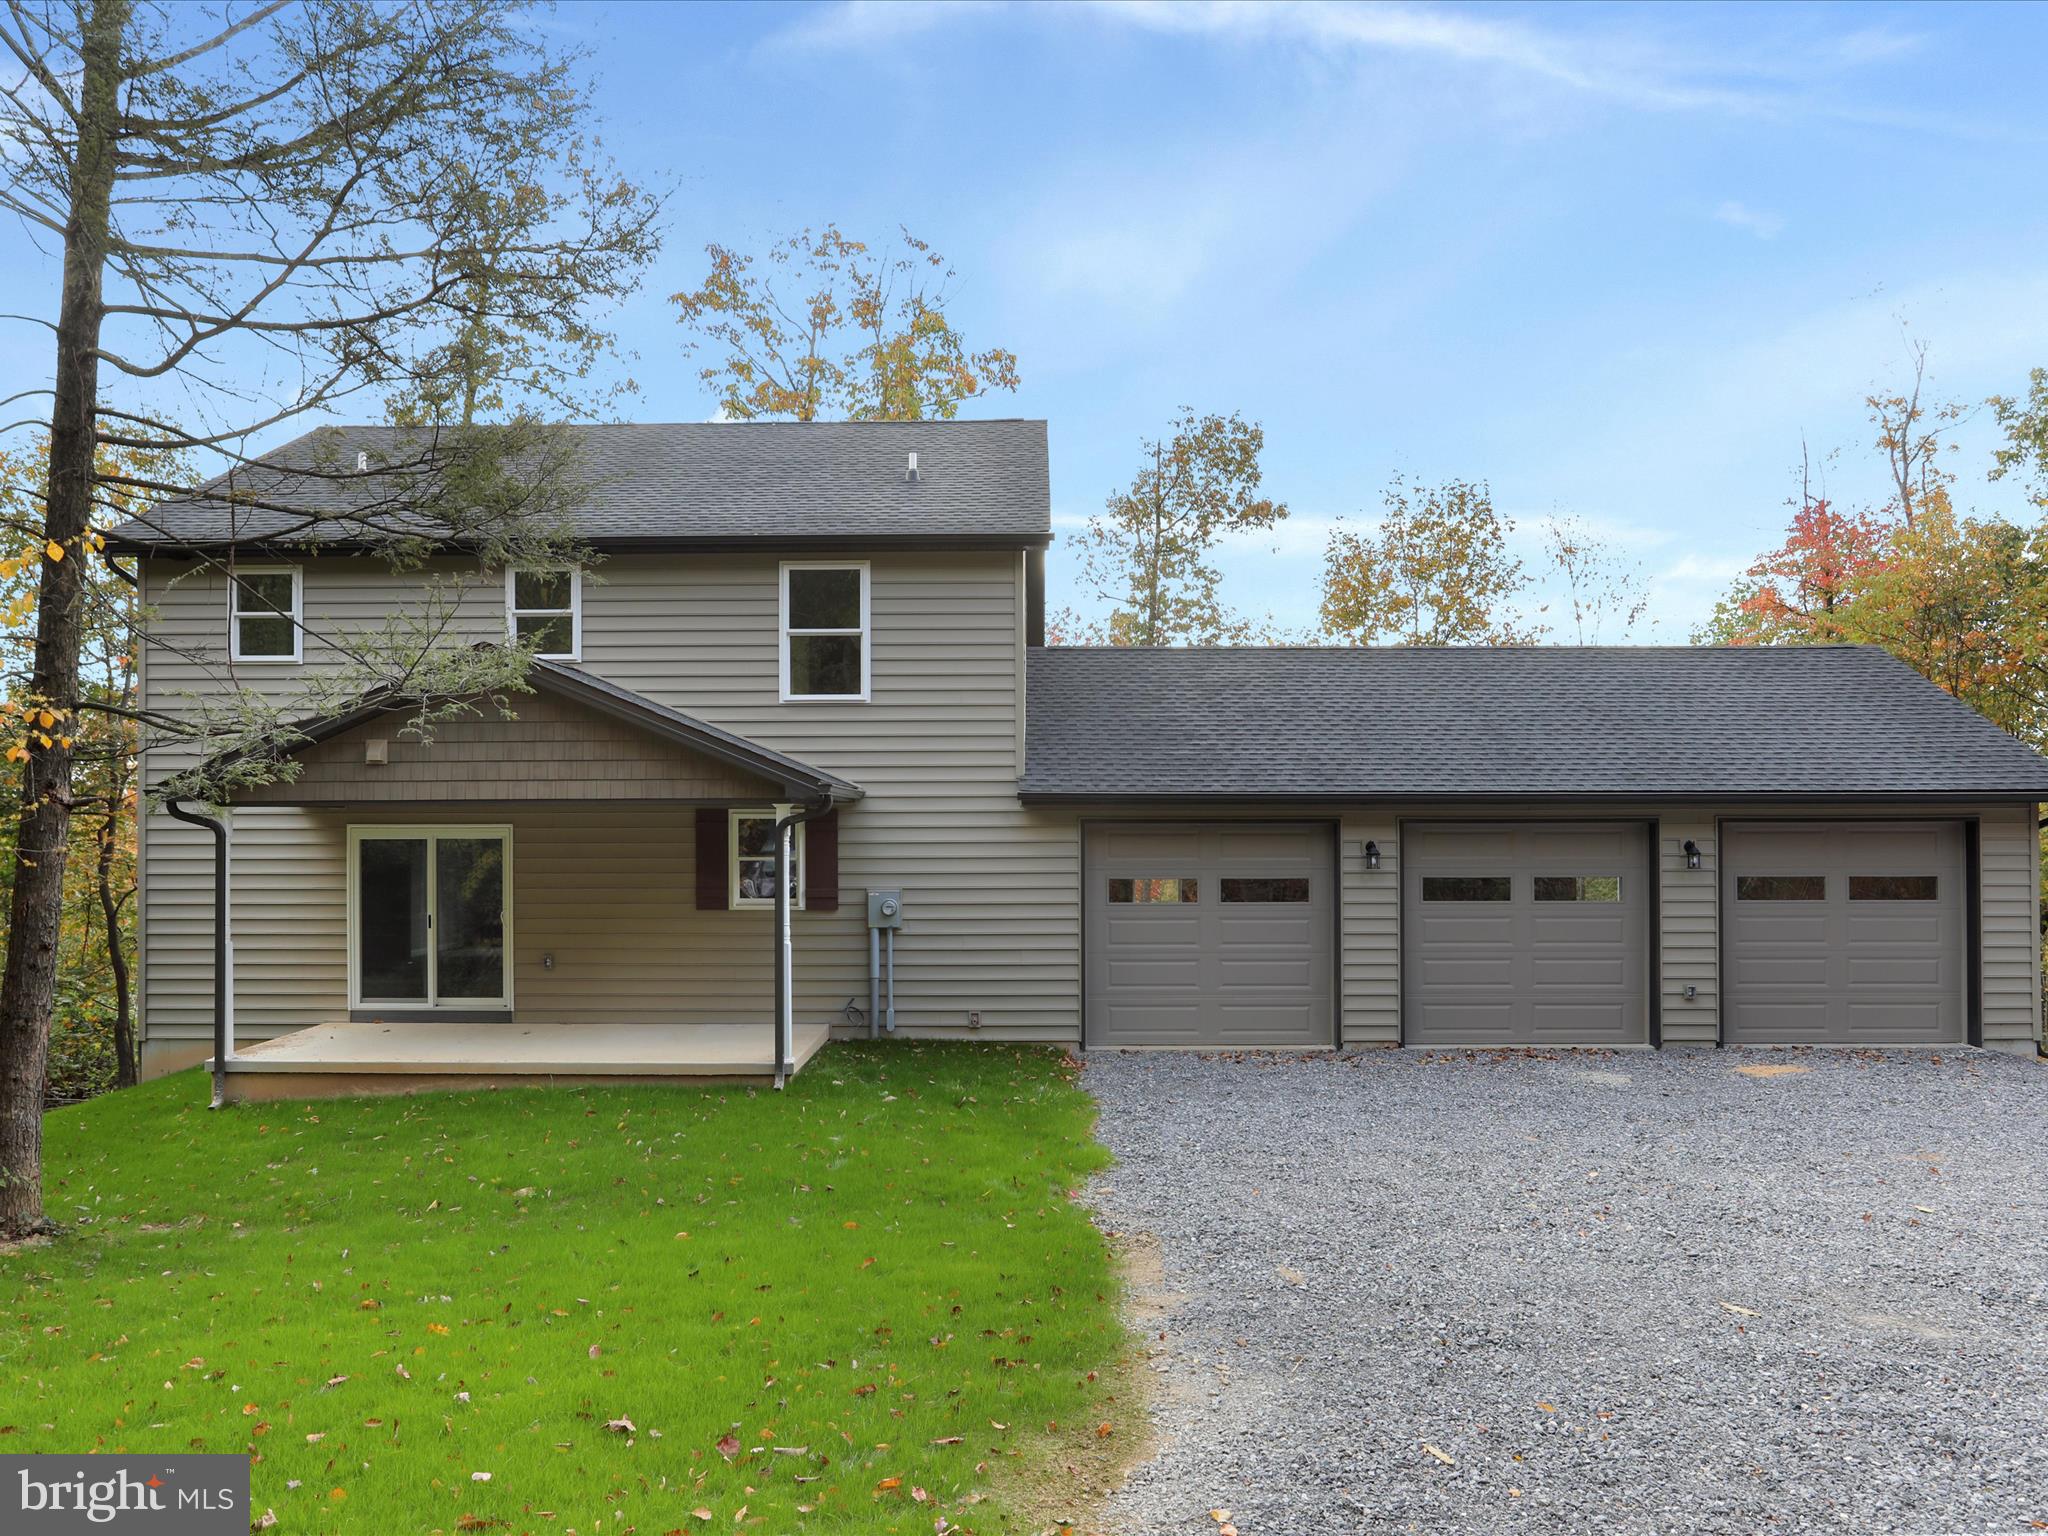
564, 0, 2048, 638
15, 1, 2048, 637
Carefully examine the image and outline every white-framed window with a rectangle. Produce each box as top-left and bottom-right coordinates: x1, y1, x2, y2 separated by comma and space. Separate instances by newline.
347, 825, 513, 1010
506, 567, 580, 659
779, 560, 869, 701
228, 565, 302, 662
730, 809, 805, 910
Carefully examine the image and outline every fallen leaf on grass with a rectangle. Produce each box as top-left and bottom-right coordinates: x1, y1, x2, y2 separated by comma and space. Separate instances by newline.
605, 1417, 636, 1435
715, 1433, 740, 1459
1423, 1443, 1455, 1466
252, 1511, 278, 1530
691, 1510, 712, 1523
929, 1435, 962, 1446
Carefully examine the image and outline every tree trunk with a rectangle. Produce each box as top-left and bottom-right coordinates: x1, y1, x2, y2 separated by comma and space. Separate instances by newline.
97, 814, 135, 1089
0, 0, 127, 1238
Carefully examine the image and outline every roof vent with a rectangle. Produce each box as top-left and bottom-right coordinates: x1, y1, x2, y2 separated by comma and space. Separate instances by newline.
905, 451, 919, 484
355, 450, 368, 473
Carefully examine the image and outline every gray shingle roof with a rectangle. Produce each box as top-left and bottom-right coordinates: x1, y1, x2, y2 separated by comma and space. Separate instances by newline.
107, 420, 1050, 551
1021, 645, 2048, 799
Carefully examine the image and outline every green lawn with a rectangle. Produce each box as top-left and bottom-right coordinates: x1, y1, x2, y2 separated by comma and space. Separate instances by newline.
2, 1042, 1129, 1535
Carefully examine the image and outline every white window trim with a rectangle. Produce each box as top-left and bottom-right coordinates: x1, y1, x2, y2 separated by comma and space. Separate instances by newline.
778, 559, 870, 702
346, 825, 515, 1011
729, 808, 806, 911
505, 566, 582, 661
227, 563, 303, 663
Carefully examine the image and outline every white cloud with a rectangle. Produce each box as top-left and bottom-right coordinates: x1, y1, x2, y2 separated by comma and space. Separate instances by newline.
769, 0, 1983, 135
767, 0, 994, 52
1712, 200, 1785, 239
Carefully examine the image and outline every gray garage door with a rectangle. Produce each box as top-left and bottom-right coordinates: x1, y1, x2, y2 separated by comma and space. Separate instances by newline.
1403, 822, 1650, 1046
1084, 822, 1334, 1049
1722, 820, 1966, 1045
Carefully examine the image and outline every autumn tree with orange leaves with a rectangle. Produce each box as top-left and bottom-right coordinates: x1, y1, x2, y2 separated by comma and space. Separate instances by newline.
1703, 353, 2048, 750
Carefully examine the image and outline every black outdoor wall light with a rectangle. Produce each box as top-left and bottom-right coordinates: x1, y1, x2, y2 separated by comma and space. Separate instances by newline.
1365, 840, 1381, 870
1683, 839, 1701, 869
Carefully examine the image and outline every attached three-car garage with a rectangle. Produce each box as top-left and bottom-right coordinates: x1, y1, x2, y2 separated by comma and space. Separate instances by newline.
1080, 813, 1977, 1051
1031, 648, 2048, 1059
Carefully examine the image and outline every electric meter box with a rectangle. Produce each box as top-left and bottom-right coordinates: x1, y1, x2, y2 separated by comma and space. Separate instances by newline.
867, 889, 903, 929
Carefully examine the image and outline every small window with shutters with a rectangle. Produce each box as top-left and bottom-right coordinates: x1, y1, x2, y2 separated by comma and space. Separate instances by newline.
695, 807, 838, 912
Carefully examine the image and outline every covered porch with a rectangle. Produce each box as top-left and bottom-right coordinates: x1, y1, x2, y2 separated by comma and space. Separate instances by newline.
214, 1019, 832, 1101
165, 658, 865, 1103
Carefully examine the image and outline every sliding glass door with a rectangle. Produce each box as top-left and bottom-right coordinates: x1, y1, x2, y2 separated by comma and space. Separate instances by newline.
351, 827, 511, 1009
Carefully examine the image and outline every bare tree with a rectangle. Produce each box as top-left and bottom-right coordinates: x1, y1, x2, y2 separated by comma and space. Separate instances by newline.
0, 0, 661, 1236
1539, 514, 1650, 645
1868, 338, 1968, 529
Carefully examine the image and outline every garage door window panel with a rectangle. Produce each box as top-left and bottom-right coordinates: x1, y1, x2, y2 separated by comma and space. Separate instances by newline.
1736, 875, 1827, 901
1422, 876, 1511, 901
1221, 877, 1310, 903
1107, 878, 1198, 903
1534, 876, 1621, 902
1849, 875, 1938, 900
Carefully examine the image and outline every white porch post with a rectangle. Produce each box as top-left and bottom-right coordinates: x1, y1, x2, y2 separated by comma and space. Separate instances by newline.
774, 801, 795, 1081
220, 808, 234, 1063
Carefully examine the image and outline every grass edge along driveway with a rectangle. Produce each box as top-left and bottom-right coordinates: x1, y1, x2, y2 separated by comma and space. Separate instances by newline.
2, 1041, 1131, 1535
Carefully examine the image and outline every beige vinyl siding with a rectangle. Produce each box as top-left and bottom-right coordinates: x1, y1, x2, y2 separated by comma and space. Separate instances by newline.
206, 804, 861, 1034
1339, 815, 1399, 1045
139, 551, 1081, 1050
1658, 814, 1719, 1045
572, 554, 1077, 1041
235, 687, 778, 804
1978, 802, 2040, 1052
139, 558, 501, 1043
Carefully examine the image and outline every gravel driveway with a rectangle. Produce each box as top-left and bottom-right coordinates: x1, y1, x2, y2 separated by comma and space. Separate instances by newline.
1084, 1049, 2048, 1536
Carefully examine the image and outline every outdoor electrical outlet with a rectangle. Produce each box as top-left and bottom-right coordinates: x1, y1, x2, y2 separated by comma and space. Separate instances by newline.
968, 1011, 983, 1029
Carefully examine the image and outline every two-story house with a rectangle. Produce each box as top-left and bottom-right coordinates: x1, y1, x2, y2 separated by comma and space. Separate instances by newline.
112, 420, 2048, 1100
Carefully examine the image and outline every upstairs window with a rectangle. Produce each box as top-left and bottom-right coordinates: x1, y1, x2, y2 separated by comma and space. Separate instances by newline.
507, 568, 579, 659
229, 566, 301, 662
780, 561, 868, 701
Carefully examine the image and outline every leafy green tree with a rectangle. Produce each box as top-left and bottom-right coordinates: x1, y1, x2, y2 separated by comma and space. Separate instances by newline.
1991, 367, 2048, 510
1059, 409, 1289, 646
1320, 476, 1539, 646
672, 225, 1019, 422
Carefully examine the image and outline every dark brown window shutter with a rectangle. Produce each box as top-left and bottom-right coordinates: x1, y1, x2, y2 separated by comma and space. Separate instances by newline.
807, 809, 840, 911
695, 807, 729, 910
